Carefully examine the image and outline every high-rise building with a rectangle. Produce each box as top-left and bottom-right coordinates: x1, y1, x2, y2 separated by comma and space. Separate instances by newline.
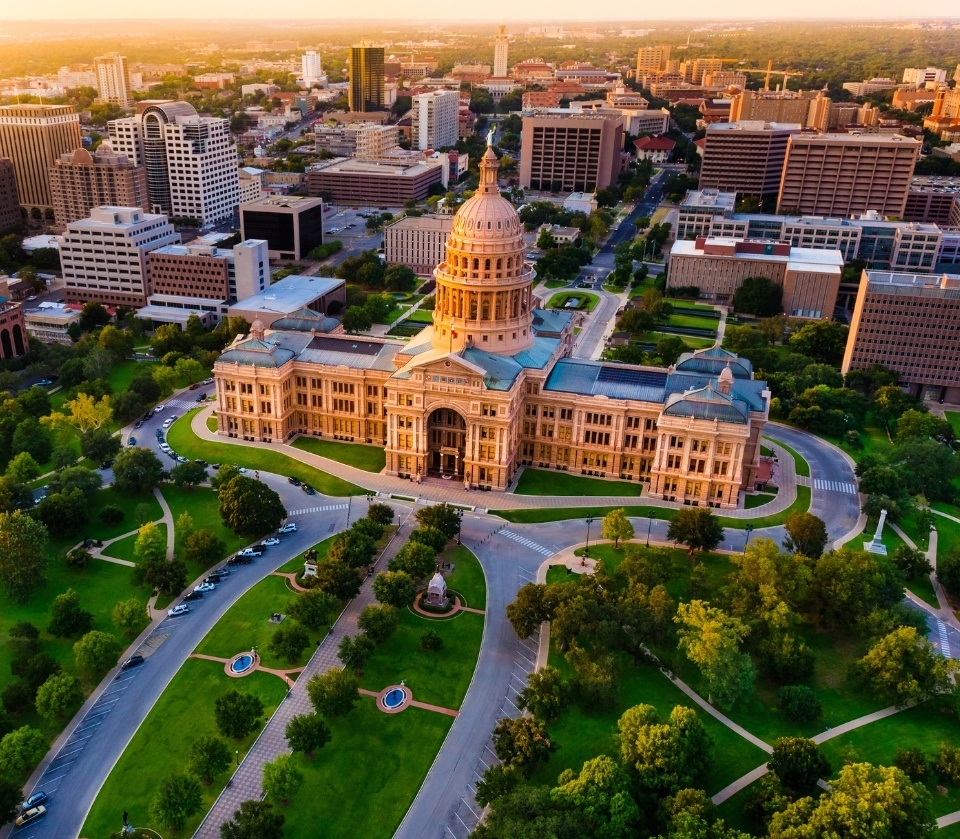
383, 214, 454, 275
146, 238, 269, 306
902, 67, 947, 87
301, 51, 323, 88
411, 91, 459, 151
49, 144, 149, 225
636, 45, 670, 74
493, 25, 509, 78
729, 90, 821, 125
698, 121, 800, 199
94, 53, 132, 108
519, 111, 624, 193
0, 104, 82, 211
0, 158, 20, 232
108, 101, 240, 224
239, 196, 324, 261
842, 270, 960, 401
348, 43, 385, 113
777, 133, 920, 217
61, 206, 180, 307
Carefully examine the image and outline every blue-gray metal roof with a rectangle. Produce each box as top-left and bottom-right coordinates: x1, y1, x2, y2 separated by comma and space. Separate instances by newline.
663, 383, 749, 424
664, 372, 766, 412
674, 345, 753, 378
532, 308, 573, 335
512, 337, 560, 370
544, 359, 670, 401
218, 337, 295, 368
460, 348, 523, 390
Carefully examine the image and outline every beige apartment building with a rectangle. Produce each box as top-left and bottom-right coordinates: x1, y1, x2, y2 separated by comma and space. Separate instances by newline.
519, 111, 624, 193
213, 147, 769, 505
699, 122, 800, 199
668, 237, 843, 320
842, 270, 960, 402
49, 145, 148, 225
729, 90, 820, 125
383, 214, 453, 276
777, 133, 920, 217
94, 53, 132, 109
0, 104, 82, 211
636, 45, 671, 74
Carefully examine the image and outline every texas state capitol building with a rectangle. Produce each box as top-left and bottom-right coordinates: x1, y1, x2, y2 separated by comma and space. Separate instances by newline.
213, 146, 770, 508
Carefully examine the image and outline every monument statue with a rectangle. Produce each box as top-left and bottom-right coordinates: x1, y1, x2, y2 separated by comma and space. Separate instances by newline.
864, 508, 888, 555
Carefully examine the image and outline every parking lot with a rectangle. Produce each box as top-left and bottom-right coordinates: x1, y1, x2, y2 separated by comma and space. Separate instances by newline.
323, 205, 403, 240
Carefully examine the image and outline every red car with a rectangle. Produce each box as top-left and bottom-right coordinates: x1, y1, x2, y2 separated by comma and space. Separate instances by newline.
189, 383, 200, 390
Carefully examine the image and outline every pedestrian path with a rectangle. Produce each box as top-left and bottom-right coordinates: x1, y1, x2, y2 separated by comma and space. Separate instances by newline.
286, 503, 348, 516
499, 529, 553, 556
813, 478, 856, 494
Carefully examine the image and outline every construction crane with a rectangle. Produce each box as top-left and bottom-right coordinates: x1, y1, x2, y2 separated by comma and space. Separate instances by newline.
726, 60, 804, 92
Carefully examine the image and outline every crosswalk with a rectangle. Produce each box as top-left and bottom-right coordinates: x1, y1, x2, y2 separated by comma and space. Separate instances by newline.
286, 503, 349, 516
938, 620, 952, 658
814, 478, 857, 494
500, 529, 553, 556
163, 396, 208, 411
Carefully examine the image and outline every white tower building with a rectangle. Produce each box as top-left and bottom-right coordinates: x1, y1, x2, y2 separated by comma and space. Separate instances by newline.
94, 53, 132, 109
411, 90, 459, 151
494, 25, 509, 78
301, 51, 323, 88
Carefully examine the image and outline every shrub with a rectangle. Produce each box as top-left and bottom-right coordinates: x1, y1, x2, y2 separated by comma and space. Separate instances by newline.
777, 685, 822, 724
934, 743, 960, 785
99, 505, 125, 527
420, 630, 443, 651
894, 747, 929, 781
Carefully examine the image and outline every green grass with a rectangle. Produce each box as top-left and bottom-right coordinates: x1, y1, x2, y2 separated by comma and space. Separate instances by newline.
195, 574, 312, 670
81, 659, 287, 839
546, 291, 599, 311
444, 544, 486, 609
292, 436, 386, 472
665, 313, 719, 333
763, 436, 811, 478
161, 484, 247, 579
206, 415, 218, 432
513, 468, 643, 497
716, 486, 810, 529
641, 330, 716, 349
85, 486, 164, 542
102, 524, 167, 564
745, 492, 777, 509
945, 412, 960, 439
760, 444, 773, 457
281, 704, 453, 839
279, 533, 337, 574
166, 410, 365, 497
404, 308, 435, 324
105, 359, 159, 393
664, 299, 716, 312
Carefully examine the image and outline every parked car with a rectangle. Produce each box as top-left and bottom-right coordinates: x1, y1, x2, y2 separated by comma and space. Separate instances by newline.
15, 805, 46, 827
279, 522, 298, 533
134, 420, 143, 429
169, 414, 179, 423
209, 568, 230, 579
196, 394, 206, 403
162, 419, 173, 428
167, 451, 179, 461
100, 459, 114, 470
120, 654, 145, 671
194, 582, 216, 593
183, 590, 204, 601
202, 377, 214, 385
20, 792, 48, 812
287, 476, 301, 486
195, 460, 208, 467
155, 404, 166, 412
189, 383, 200, 390
301, 484, 316, 495
159, 443, 171, 452
227, 555, 253, 566
156, 429, 164, 440
128, 437, 137, 447
36, 378, 52, 386
262, 537, 281, 547
177, 455, 189, 463
167, 604, 189, 617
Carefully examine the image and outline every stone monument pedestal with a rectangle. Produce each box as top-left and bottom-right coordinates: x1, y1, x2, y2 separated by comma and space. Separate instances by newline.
864, 508, 888, 555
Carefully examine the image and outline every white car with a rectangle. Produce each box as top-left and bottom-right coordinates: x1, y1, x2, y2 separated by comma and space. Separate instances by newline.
262, 537, 281, 547
155, 404, 166, 411
162, 419, 173, 428
194, 582, 216, 593
202, 377, 214, 385
159, 443, 171, 452
278, 523, 298, 534
167, 604, 190, 617
177, 456, 189, 463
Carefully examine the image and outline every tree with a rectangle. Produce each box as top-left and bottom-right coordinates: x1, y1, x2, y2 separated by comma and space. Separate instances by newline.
895, 747, 929, 781
79, 427, 121, 464
938, 548, 960, 596
415, 503, 461, 540
36, 489, 89, 538
475, 764, 520, 808
214, 690, 264, 740
262, 753, 303, 805
420, 629, 443, 650
112, 447, 164, 494
5, 452, 39, 484
171, 459, 208, 490
372, 570, 418, 608
0, 511, 49, 603
220, 800, 285, 839
150, 771, 204, 832
767, 763, 933, 839
408, 525, 447, 554
66, 547, 93, 570
357, 604, 399, 643
667, 509, 724, 556
732, 276, 783, 317
892, 544, 933, 580
601, 509, 634, 548
218, 476, 286, 537
306, 667, 358, 718
933, 744, 960, 785
812, 547, 904, 628
112, 598, 147, 636
47, 589, 93, 637
287, 588, 339, 632
551, 755, 640, 838
777, 685, 823, 723
655, 335, 688, 366
48, 465, 102, 498
34, 673, 83, 720
285, 713, 331, 758
388, 540, 436, 580
769, 737, 831, 794
384, 264, 417, 291
367, 503, 394, 526
0, 725, 47, 778
493, 716, 552, 776
134, 520, 167, 571
894, 409, 953, 444
184, 530, 227, 570
675, 601, 755, 709
315, 560, 362, 600
506, 583, 549, 638
516, 665, 566, 722
341, 305, 373, 333
0, 777, 20, 825
337, 633, 375, 675
73, 630, 120, 677
328, 529, 376, 569
12, 417, 51, 464
174, 357, 206, 384
855, 627, 957, 707
55, 392, 114, 433
268, 621, 310, 664
788, 321, 849, 365
188, 735, 232, 784
51, 445, 79, 471
783, 512, 829, 558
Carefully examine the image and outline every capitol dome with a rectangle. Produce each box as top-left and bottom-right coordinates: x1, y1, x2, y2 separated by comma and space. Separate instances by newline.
431, 143, 536, 356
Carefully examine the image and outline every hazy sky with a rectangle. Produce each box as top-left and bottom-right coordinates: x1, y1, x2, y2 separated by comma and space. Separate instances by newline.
1, 0, 955, 21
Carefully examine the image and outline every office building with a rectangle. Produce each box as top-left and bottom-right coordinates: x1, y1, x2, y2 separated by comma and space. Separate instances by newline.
23, 302, 82, 344
668, 237, 843, 320
905, 180, 960, 227
348, 43, 385, 113
699, 121, 799, 199
0, 302, 27, 359
94, 53, 132, 108
0, 158, 20, 232
777, 133, 920, 217
519, 111, 624, 192
214, 148, 769, 503
411, 91, 459, 151
0, 104, 82, 211
634, 136, 675, 164
729, 89, 820, 125
226, 274, 346, 327
301, 51, 323, 88
238, 166, 265, 204
108, 101, 239, 224
306, 157, 443, 204
842, 78, 899, 96
383, 214, 453, 275
239, 196, 324, 261
61, 206, 180, 307
842, 270, 960, 401
902, 67, 947, 87
636, 45, 670, 74
494, 26, 509, 79
49, 145, 148, 225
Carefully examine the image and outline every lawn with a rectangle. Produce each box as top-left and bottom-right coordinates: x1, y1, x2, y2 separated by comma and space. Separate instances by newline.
278, 533, 337, 574
763, 436, 811, 478
206, 415, 218, 432
546, 291, 599, 311
664, 299, 716, 313
105, 359, 160, 393
665, 312, 719, 334
642, 330, 716, 350
444, 544, 486, 609
403, 308, 435, 324
292, 436, 386, 472
194, 574, 312, 670
166, 410, 365, 497
102, 524, 167, 564
745, 492, 777, 509
85, 486, 164, 542
945, 411, 960, 439
161, 485, 247, 579
81, 659, 287, 839
513, 468, 643, 497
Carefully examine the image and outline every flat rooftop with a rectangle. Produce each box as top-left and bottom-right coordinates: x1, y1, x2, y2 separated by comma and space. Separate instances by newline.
310, 157, 438, 178
706, 121, 802, 132
680, 190, 737, 211
864, 270, 960, 294
240, 195, 324, 210
229, 275, 343, 315
385, 215, 453, 232
671, 238, 845, 269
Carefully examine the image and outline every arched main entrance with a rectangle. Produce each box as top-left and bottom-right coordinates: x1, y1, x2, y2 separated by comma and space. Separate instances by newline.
427, 407, 466, 478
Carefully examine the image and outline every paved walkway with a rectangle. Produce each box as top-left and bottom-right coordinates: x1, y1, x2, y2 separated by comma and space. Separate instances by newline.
357, 688, 459, 718
189, 652, 303, 688
193, 505, 419, 838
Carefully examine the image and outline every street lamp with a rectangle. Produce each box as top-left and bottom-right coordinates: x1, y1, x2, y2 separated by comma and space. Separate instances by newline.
456, 509, 463, 546
235, 749, 239, 766
346, 495, 353, 527
744, 523, 755, 552
646, 518, 652, 548
584, 516, 595, 558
